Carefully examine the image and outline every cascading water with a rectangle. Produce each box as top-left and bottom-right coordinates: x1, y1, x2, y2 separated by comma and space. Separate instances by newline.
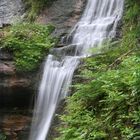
29, 0, 124, 140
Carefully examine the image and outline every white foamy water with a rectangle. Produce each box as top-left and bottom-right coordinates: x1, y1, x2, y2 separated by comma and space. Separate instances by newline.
29, 0, 124, 140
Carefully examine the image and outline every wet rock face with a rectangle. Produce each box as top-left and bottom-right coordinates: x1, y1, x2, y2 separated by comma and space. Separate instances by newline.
0, 0, 24, 27
37, 0, 86, 38
0, 49, 34, 108
0, 110, 31, 140
2, 115, 30, 138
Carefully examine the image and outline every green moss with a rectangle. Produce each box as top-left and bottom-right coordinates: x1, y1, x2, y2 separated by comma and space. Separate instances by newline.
1, 23, 56, 72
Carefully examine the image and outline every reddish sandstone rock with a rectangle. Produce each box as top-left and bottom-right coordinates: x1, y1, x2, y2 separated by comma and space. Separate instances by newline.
1, 115, 31, 140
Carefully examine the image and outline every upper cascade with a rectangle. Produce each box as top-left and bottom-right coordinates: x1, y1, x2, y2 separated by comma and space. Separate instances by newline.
69, 0, 124, 56
29, 0, 124, 140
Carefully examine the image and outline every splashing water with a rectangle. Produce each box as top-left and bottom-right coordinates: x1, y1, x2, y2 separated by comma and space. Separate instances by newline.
29, 0, 124, 140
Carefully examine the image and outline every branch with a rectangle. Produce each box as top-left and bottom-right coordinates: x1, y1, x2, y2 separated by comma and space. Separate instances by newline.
109, 49, 135, 70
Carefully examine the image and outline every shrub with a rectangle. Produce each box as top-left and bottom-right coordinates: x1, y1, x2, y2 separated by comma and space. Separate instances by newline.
56, 0, 140, 139
1, 23, 56, 72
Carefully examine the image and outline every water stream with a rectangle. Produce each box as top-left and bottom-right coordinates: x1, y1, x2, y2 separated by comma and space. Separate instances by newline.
29, 0, 124, 140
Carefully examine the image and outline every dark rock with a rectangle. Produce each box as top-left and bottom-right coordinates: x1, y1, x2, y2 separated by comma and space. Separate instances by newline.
37, 0, 86, 38
7, 78, 31, 88
50, 44, 78, 57
2, 115, 30, 131
0, 59, 35, 108
0, 82, 33, 108
0, 113, 31, 140
0, 49, 13, 61
0, 61, 15, 76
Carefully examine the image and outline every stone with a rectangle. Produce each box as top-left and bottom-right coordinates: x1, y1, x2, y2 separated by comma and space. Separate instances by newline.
2, 115, 30, 131
0, 60, 34, 108
37, 0, 86, 39
8, 78, 31, 88
0, 62, 15, 76
0, 49, 13, 61
0, 114, 31, 140
0, 0, 24, 26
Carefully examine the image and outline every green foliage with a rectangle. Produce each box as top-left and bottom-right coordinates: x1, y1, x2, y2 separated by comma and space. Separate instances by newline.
125, 0, 140, 22
1, 23, 56, 72
0, 133, 7, 140
56, 48, 140, 140
56, 0, 140, 140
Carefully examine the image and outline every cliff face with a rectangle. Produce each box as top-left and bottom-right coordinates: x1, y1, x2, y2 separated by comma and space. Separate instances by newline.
0, 48, 34, 108
0, 0, 30, 107
37, 0, 86, 38
0, 0, 24, 27
0, 0, 86, 108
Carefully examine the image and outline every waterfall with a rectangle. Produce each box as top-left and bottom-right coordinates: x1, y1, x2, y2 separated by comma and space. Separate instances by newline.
29, 0, 124, 140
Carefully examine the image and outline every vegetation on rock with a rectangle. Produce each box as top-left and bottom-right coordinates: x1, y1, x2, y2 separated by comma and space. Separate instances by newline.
24, 0, 56, 21
56, 0, 140, 140
0, 23, 56, 72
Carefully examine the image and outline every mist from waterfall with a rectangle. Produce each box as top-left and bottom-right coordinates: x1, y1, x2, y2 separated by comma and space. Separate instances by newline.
29, 0, 124, 140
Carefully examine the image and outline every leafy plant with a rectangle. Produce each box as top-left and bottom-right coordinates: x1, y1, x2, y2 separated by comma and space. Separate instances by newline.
56, 0, 140, 139
1, 23, 56, 72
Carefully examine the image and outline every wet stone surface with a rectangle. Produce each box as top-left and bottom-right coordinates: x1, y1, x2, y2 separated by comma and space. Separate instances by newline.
0, 109, 31, 140
0, 49, 35, 108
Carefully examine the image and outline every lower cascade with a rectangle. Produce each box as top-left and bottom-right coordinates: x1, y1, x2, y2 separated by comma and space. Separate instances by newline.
29, 0, 124, 140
